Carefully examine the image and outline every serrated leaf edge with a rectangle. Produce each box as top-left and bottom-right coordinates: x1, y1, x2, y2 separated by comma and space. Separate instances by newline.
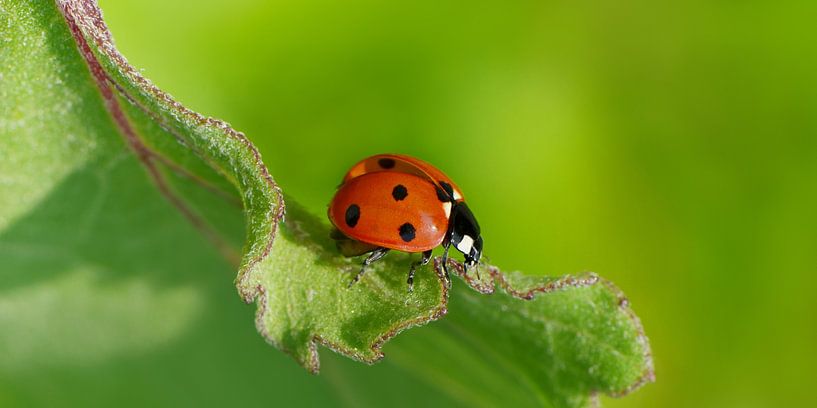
253, 261, 451, 374
449, 259, 655, 398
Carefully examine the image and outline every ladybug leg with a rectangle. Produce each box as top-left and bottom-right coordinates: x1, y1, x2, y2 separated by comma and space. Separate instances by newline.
407, 250, 433, 292
348, 247, 390, 288
463, 261, 481, 281
441, 243, 452, 288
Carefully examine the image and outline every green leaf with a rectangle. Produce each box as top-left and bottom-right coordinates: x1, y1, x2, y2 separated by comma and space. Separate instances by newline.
390, 264, 654, 407
1, 0, 653, 406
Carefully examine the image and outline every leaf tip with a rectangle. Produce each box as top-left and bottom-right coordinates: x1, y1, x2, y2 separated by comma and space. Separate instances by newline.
599, 278, 656, 396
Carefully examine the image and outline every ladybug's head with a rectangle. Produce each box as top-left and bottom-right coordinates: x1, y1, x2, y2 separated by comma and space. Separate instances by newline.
449, 202, 483, 268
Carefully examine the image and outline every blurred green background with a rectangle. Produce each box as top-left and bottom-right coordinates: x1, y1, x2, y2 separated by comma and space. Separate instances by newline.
10, 0, 817, 406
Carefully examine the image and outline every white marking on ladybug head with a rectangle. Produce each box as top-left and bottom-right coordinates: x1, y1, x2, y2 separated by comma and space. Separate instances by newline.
442, 201, 452, 218
456, 235, 474, 254
453, 190, 463, 201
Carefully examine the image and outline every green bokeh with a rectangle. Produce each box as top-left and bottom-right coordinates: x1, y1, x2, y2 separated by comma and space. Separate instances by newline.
28, 0, 817, 406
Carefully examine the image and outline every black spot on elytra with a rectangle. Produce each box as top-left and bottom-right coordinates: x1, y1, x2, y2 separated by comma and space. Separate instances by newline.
435, 187, 449, 202
398, 223, 416, 242
345, 204, 360, 227
440, 181, 454, 197
392, 184, 408, 201
378, 158, 396, 169
436, 181, 455, 202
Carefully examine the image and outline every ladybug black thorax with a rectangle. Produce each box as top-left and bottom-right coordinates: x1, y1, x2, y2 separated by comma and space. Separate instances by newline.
448, 202, 483, 267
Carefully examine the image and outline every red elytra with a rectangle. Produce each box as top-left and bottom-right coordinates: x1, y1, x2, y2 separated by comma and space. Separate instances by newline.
328, 154, 483, 291
329, 171, 451, 253
342, 154, 465, 203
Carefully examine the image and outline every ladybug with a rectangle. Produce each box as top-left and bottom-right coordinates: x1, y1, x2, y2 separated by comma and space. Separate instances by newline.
328, 154, 483, 291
